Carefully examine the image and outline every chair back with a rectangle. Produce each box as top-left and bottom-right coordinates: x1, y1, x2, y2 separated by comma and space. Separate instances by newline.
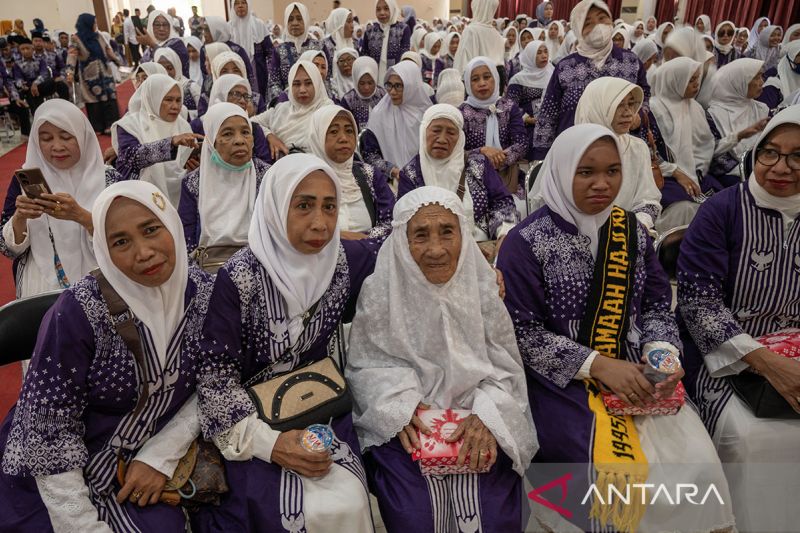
0, 290, 63, 367
524, 160, 543, 217
654, 225, 688, 281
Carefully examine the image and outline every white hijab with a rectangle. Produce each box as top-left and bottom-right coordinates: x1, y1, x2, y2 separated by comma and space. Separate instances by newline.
544, 20, 563, 59
503, 26, 520, 60
539, 123, 622, 258
205, 16, 232, 43
650, 57, 715, 181
443, 31, 459, 59
248, 154, 341, 344
748, 17, 770, 49
333, 48, 358, 97
463, 57, 501, 149
154, 47, 187, 83
211, 51, 247, 81
420, 32, 442, 60
509, 40, 554, 89
228, 0, 269, 56
747, 106, 800, 227
695, 15, 711, 35
435, 68, 466, 106
147, 10, 178, 46
708, 59, 769, 156
352, 56, 379, 99
346, 186, 538, 474
92, 180, 188, 365
377, 0, 402, 82
283, 2, 311, 50
750, 25, 783, 70
186, 36, 204, 86
765, 41, 800, 105
24, 100, 105, 286
209, 74, 251, 106
204, 42, 232, 70
714, 21, 736, 55
268, 60, 333, 150
307, 105, 362, 205
198, 103, 257, 248
112, 74, 192, 205
632, 38, 658, 64
327, 8, 354, 51
418, 104, 466, 192
571, 0, 614, 68
453, 0, 505, 72
412, 26, 428, 53
650, 22, 673, 49
783, 24, 800, 45
367, 61, 431, 168
612, 25, 631, 49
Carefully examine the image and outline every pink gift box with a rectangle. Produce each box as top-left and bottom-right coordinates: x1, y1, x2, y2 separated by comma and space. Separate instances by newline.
602, 382, 685, 416
756, 329, 800, 359
411, 408, 491, 476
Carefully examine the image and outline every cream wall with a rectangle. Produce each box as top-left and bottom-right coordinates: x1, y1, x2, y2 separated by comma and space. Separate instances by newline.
254, 0, 449, 25
3, 0, 97, 34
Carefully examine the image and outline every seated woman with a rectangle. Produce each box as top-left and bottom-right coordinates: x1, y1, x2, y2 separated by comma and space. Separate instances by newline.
762, 41, 800, 110
460, 57, 526, 197
442, 30, 459, 69
713, 20, 740, 67
678, 106, 800, 533
179, 102, 270, 266
113, 74, 201, 207
332, 48, 358, 101
253, 60, 332, 158
746, 25, 783, 72
131, 62, 168, 90
340, 56, 386, 130
156, 47, 201, 119
434, 68, 466, 107
706, 59, 770, 183
197, 42, 231, 102
308, 105, 395, 239
497, 123, 734, 533
0, 180, 213, 532
268, 2, 325, 103
189, 74, 270, 162
530, 76, 662, 231
503, 26, 520, 74
1, 100, 121, 298
505, 41, 553, 161
399, 104, 517, 258
136, 10, 190, 78
347, 186, 538, 533
359, 0, 411, 83
505, 28, 533, 79
363, 61, 431, 183
190, 154, 377, 533
297, 49, 338, 101
198, 50, 266, 117
419, 33, 444, 88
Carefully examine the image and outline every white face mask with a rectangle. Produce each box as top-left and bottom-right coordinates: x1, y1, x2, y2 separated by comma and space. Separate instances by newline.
584, 23, 612, 49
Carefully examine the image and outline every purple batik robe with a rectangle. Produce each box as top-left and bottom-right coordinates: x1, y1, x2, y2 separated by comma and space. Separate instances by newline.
351, 161, 396, 239
191, 243, 380, 532
141, 38, 190, 78
531, 47, 651, 159
677, 183, 800, 435
339, 87, 386, 130
505, 83, 545, 160
178, 158, 270, 254
114, 128, 178, 183
267, 38, 324, 104
359, 22, 411, 75
714, 47, 740, 67
460, 98, 527, 172
398, 153, 517, 239
0, 266, 213, 532
420, 55, 444, 88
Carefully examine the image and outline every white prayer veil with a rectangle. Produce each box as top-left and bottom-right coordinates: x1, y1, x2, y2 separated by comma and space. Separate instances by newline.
211, 51, 247, 81
205, 16, 232, 43
435, 68, 466, 106
228, 0, 269, 56
346, 185, 538, 475
147, 10, 178, 46
352, 55, 379, 99
508, 40, 554, 89
463, 57, 501, 148
208, 74, 251, 106
765, 41, 800, 105
307, 105, 362, 205
327, 7, 354, 51
453, 0, 505, 72
571, 0, 613, 68
283, 2, 311, 50
418, 103, 466, 191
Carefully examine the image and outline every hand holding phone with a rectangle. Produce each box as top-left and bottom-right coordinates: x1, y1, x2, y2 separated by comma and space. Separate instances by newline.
15, 168, 52, 200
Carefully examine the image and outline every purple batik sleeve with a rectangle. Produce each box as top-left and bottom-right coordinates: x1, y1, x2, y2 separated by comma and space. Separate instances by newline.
367, 166, 396, 241
361, 129, 394, 175
0, 177, 22, 258
497, 226, 594, 388
2, 292, 93, 476
481, 158, 518, 238
114, 128, 177, 181
503, 101, 527, 168
530, 65, 564, 160
178, 176, 199, 254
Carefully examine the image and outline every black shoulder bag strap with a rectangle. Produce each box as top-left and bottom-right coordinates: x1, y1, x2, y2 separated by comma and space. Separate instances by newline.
353, 165, 377, 228
456, 155, 469, 201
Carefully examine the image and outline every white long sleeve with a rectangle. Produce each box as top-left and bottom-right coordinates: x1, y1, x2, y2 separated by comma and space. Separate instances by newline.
213, 412, 281, 463
35, 470, 113, 533
133, 394, 200, 478
2, 217, 30, 255
705, 333, 762, 377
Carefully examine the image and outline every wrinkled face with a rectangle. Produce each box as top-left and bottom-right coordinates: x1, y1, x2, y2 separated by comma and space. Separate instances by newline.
158, 58, 176, 79
612, 32, 625, 48
105, 197, 176, 288
286, 171, 338, 254
755, 125, 800, 197
188, 47, 199, 61
520, 30, 533, 49
611, 92, 638, 134
695, 19, 705, 33
288, 7, 305, 37
337, 53, 355, 76
159, 85, 182, 121
548, 23, 559, 39
215, 115, 253, 166
312, 55, 328, 78
227, 84, 252, 113
407, 204, 461, 285
449, 35, 460, 55
684, 69, 701, 99
357, 72, 375, 97
37, 121, 81, 170
571, 137, 622, 215
376, 0, 391, 24
234, 0, 248, 17
220, 61, 243, 77
385, 73, 404, 105
425, 117, 460, 160
582, 6, 611, 38
769, 28, 783, 47
344, 14, 354, 38
717, 23, 734, 46
535, 45, 549, 67
747, 70, 764, 99
152, 15, 171, 41
324, 113, 356, 163
469, 65, 494, 100
292, 66, 316, 105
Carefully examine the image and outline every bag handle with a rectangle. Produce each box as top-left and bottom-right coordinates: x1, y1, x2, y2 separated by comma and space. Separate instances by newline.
456, 155, 468, 201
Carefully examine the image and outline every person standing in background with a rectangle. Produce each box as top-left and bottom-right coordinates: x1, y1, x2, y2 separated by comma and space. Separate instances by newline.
168, 7, 185, 37
189, 5, 205, 38
123, 8, 140, 67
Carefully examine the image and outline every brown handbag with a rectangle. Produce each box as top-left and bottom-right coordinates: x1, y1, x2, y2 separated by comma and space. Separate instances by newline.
192, 245, 243, 274
642, 113, 665, 190
91, 270, 228, 508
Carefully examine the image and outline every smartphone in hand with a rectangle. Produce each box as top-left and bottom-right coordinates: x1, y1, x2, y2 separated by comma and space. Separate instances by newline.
15, 168, 52, 200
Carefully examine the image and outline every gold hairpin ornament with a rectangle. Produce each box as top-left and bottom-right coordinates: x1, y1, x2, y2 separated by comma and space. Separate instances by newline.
152, 191, 166, 210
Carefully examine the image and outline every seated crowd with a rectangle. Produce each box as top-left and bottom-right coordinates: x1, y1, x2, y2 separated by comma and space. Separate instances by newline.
0, 1, 799, 532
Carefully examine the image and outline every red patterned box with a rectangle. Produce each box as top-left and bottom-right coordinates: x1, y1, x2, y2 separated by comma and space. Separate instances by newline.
602, 382, 686, 416
411, 408, 491, 476
756, 329, 800, 359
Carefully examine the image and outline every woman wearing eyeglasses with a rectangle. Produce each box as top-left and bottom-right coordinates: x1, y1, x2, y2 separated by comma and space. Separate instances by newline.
678, 105, 800, 533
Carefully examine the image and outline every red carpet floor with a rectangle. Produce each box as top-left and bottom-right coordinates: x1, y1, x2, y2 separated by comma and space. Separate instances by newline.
0, 81, 134, 419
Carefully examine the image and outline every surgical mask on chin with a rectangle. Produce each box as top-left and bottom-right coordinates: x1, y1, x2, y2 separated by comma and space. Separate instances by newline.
210, 148, 253, 171
584, 23, 612, 49
790, 58, 800, 74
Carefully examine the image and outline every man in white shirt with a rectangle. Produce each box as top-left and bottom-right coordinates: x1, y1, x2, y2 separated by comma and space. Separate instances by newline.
123, 8, 140, 66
